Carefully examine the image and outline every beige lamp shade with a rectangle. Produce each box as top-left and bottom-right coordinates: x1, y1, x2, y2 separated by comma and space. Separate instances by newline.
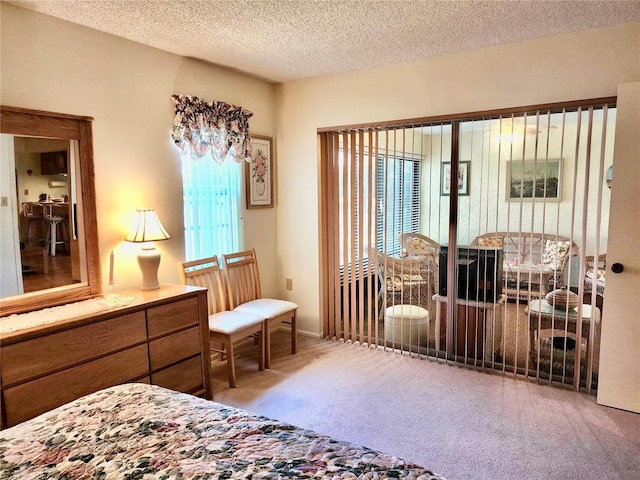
125, 209, 170, 290
125, 209, 170, 243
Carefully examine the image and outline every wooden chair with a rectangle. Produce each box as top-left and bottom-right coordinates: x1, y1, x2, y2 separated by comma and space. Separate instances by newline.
222, 248, 298, 369
21, 202, 46, 247
180, 256, 265, 388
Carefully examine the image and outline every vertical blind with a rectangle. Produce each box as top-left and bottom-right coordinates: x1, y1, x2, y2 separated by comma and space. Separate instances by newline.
319, 98, 616, 394
320, 128, 429, 348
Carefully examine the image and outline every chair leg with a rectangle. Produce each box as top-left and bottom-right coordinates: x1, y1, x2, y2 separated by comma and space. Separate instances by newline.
48, 219, 59, 256
264, 320, 272, 370
60, 219, 70, 253
257, 330, 265, 371
226, 341, 237, 388
291, 313, 297, 355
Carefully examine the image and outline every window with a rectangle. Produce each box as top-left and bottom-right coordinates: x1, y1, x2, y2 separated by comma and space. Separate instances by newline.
376, 155, 421, 256
336, 149, 421, 281
181, 155, 243, 261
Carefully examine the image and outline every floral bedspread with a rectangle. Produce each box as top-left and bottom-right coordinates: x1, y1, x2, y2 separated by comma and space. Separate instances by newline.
0, 383, 445, 479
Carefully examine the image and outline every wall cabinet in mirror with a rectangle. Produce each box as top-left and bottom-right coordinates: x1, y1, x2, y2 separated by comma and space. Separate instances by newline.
0, 106, 101, 316
40, 151, 68, 175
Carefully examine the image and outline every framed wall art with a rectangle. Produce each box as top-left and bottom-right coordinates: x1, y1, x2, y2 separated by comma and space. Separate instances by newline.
507, 159, 562, 201
245, 134, 274, 208
441, 161, 470, 196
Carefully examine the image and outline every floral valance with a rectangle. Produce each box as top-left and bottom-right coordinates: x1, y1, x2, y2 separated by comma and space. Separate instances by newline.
171, 94, 253, 163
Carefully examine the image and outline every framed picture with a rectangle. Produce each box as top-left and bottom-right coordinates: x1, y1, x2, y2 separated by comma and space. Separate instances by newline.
507, 159, 562, 201
441, 161, 470, 196
245, 134, 274, 208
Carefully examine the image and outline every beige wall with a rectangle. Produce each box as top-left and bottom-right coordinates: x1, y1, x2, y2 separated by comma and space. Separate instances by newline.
420, 113, 614, 252
3, 3, 638, 339
276, 21, 640, 335
0, 3, 278, 296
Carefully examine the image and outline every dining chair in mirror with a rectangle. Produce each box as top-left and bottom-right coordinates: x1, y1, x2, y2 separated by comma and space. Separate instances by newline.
44, 203, 70, 256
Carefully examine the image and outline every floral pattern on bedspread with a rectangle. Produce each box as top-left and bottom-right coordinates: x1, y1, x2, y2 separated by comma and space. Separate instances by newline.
0, 383, 444, 480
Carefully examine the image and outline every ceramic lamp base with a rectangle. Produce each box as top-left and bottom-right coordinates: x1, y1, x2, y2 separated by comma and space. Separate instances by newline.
137, 246, 161, 290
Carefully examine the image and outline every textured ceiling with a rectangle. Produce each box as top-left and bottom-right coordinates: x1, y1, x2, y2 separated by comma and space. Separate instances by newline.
7, 0, 640, 83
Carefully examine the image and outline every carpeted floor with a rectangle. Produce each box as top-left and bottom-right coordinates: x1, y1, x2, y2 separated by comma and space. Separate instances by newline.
212, 331, 640, 480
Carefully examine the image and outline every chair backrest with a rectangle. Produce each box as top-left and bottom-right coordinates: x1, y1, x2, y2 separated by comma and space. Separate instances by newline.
180, 256, 227, 315
399, 232, 439, 254
370, 248, 430, 295
399, 233, 439, 266
221, 249, 262, 309
21, 202, 32, 217
23, 202, 44, 218
43, 203, 67, 220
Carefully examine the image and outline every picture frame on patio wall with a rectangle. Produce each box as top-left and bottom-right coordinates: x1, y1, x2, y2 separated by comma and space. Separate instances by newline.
441, 161, 470, 196
245, 134, 274, 209
507, 159, 562, 201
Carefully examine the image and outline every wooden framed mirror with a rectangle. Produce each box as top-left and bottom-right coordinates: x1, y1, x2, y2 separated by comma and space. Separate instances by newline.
0, 106, 101, 316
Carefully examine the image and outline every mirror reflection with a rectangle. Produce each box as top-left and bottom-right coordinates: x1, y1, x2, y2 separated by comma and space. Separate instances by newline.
1, 105, 100, 316
9, 136, 86, 295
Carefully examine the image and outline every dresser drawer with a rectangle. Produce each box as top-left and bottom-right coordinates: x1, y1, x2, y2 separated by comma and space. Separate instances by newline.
147, 297, 199, 338
0, 285, 212, 430
1, 312, 147, 386
3, 345, 149, 427
148, 326, 202, 371
151, 356, 203, 394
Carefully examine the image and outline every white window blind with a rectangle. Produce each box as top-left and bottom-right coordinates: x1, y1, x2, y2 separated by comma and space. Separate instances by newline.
181, 154, 243, 261
336, 149, 420, 282
377, 155, 421, 257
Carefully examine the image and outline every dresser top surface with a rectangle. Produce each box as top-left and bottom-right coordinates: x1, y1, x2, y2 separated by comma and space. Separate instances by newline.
1, 284, 206, 342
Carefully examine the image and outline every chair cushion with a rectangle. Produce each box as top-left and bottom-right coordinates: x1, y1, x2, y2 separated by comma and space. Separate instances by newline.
586, 269, 606, 281
234, 298, 298, 318
404, 237, 431, 254
477, 236, 504, 247
208, 310, 264, 335
542, 240, 572, 270
385, 275, 404, 292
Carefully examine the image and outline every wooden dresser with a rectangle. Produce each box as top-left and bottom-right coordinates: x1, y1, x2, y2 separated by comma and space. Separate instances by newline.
0, 284, 212, 429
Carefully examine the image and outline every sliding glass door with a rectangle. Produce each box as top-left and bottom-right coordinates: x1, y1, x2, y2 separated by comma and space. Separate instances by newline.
319, 98, 616, 393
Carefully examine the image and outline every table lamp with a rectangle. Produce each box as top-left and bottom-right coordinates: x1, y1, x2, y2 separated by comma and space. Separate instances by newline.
125, 208, 170, 290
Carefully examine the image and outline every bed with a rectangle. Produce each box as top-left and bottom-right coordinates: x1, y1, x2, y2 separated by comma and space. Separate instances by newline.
0, 383, 445, 479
